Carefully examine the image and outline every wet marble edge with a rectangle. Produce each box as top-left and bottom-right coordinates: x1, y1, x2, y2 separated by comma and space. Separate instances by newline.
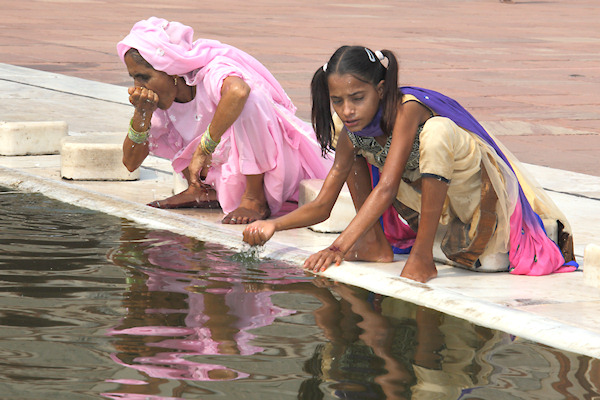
2, 65, 600, 359
2, 165, 600, 360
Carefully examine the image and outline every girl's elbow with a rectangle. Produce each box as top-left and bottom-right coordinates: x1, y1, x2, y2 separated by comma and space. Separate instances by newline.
377, 183, 399, 204
309, 197, 335, 222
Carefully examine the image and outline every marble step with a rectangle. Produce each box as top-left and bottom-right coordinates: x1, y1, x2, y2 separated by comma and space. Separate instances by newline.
0, 120, 68, 156
60, 133, 139, 181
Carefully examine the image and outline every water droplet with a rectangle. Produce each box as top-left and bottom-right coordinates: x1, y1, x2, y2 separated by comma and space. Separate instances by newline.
232, 244, 265, 264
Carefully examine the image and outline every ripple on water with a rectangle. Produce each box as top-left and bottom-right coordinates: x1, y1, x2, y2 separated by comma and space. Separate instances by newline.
2, 187, 600, 400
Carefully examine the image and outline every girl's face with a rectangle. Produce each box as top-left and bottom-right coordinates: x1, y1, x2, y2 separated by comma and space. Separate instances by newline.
327, 73, 383, 132
124, 52, 177, 110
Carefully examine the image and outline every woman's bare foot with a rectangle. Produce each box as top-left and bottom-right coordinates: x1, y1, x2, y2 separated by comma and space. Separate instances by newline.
148, 184, 220, 209
400, 253, 438, 283
222, 197, 271, 224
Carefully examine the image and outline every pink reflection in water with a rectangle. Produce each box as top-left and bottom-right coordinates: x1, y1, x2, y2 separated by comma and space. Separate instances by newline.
106, 229, 299, 389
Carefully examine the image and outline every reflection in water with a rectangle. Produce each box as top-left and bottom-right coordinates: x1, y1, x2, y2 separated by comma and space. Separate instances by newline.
1, 187, 600, 399
107, 229, 296, 384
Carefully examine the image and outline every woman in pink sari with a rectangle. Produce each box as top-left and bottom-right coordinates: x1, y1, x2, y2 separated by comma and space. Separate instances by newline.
117, 17, 332, 224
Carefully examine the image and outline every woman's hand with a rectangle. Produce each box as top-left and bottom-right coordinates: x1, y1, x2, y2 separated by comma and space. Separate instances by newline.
303, 246, 344, 274
123, 87, 156, 172
188, 144, 211, 187
243, 221, 276, 246
128, 86, 158, 114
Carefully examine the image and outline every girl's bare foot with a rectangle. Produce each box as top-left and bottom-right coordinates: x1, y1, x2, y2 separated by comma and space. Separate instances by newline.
400, 253, 438, 283
344, 237, 394, 263
343, 223, 394, 263
148, 184, 219, 209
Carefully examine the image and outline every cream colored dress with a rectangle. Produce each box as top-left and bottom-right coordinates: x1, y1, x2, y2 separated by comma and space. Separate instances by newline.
336, 94, 574, 272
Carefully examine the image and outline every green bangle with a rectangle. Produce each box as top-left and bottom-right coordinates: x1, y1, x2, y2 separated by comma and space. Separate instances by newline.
200, 125, 219, 155
128, 118, 149, 144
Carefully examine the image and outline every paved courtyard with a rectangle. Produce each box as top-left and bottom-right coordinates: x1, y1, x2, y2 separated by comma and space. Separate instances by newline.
0, 0, 598, 174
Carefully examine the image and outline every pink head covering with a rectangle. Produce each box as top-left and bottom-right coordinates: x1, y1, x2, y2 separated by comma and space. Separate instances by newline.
117, 17, 294, 111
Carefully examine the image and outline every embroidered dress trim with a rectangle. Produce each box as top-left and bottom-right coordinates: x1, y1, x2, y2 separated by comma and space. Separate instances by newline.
346, 125, 424, 170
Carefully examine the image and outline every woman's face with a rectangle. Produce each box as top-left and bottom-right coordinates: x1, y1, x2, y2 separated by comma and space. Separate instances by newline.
327, 73, 383, 132
124, 51, 177, 110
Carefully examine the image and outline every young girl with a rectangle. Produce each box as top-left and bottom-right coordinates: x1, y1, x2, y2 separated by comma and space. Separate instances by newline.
243, 45, 577, 283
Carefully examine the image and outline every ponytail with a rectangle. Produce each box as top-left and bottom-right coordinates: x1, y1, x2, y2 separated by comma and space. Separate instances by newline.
379, 49, 399, 135
311, 67, 335, 155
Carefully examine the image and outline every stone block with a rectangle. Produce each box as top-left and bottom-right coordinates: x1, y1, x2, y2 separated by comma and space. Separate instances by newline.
173, 172, 189, 195
298, 179, 356, 233
0, 121, 68, 156
584, 244, 600, 287
60, 133, 140, 181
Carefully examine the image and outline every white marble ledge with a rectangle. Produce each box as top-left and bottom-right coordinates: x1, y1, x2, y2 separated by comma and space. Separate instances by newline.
525, 163, 600, 199
437, 270, 600, 304
3, 163, 600, 359
517, 301, 600, 335
320, 260, 600, 359
0, 63, 129, 106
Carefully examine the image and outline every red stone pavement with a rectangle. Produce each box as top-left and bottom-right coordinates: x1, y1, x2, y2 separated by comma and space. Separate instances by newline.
1, 0, 599, 175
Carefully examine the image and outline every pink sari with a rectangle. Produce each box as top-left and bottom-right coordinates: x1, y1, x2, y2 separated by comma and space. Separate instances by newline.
117, 17, 332, 214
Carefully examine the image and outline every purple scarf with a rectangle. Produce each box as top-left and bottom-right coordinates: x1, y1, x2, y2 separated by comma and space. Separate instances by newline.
349, 107, 385, 137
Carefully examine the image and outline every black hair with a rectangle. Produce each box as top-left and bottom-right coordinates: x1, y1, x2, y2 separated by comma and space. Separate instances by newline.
124, 48, 154, 70
310, 46, 399, 155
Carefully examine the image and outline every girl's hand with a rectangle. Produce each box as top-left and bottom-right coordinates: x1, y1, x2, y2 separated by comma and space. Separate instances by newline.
243, 221, 276, 246
128, 86, 158, 114
303, 246, 344, 273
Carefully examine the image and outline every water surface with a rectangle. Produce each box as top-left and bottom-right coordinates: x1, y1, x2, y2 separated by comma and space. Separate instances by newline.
0, 187, 599, 399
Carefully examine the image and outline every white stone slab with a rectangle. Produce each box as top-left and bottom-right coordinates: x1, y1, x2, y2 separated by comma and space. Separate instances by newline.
60, 133, 139, 181
298, 179, 356, 233
0, 121, 68, 156
173, 171, 188, 195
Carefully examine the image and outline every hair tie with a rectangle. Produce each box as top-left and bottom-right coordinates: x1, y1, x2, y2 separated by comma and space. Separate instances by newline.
322, 63, 328, 72
365, 48, 376, 62
375, 50, 385, 61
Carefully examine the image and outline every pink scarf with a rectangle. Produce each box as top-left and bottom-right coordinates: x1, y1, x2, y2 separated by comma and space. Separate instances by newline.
116, 17, 294, 112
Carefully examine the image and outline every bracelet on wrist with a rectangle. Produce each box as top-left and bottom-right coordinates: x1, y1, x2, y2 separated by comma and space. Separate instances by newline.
128, 117, 150, 144
199, 124, 220, 155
